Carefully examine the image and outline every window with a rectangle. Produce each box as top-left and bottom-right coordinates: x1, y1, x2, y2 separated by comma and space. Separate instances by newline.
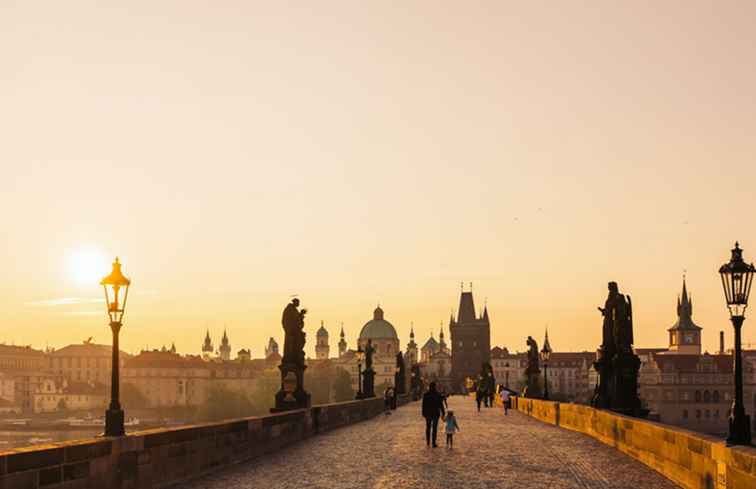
705, 409, 710, 419
713, 391, 719, 403
704, 390, 710, 402
682, 410, 688, 419
695, 390, 701, 402
714, 410, 720, 418
696, 410, 701, 419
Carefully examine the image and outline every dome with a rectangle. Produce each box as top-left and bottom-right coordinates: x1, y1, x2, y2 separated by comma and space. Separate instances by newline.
359, 306, 398, 340
316, 321, 328, 337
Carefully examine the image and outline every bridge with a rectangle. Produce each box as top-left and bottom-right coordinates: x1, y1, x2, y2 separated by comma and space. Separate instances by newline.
0, 395, 754, 488
179, 395, 676, 489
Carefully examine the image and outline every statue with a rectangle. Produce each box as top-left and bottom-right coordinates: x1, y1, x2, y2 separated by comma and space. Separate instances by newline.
272, 298, 311, 412
524, 336, 542, 398
592, 282, 646, 417
361, 339, 376, 398
395, 352, 406, 395
365, 339, 375, 370
526, 336, 540, 372
281, 298, 307, 366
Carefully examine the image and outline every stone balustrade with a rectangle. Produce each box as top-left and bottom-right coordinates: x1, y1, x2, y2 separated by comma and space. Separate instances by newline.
0, 395, 409, 489
511, 396, 756, 489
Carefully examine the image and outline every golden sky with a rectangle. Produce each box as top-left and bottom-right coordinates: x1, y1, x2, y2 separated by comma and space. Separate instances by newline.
2, 1, 756, 357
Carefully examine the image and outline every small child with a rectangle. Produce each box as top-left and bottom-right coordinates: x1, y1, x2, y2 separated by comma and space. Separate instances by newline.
444, 410, 460, 448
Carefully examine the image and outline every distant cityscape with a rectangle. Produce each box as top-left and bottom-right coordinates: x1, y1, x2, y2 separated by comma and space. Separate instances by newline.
1, 281, 755, 447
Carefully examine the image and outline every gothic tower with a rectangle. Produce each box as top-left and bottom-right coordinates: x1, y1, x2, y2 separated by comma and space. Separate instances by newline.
406, 323, 418, 365
202, 330, 214, 360
316, 321, 330, 359
338, 324, 347, 358
219, 329, 231, 361
439, 324, 447, 354
450, 284, 491, 389
667, 277, 702, 354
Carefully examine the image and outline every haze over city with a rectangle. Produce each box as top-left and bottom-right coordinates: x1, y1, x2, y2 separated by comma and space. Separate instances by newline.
3, 1, 756, 356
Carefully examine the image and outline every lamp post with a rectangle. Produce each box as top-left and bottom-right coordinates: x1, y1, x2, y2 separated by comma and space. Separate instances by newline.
100, 257, 131, 437
719, 242, 755, 446
540, 343, 552, 401
355, 345, 365, 399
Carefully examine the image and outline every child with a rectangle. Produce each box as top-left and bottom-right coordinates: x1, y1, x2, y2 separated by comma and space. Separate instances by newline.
444, 410, 460, 448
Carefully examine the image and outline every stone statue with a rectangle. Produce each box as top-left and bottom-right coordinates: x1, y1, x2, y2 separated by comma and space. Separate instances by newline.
597, 281, 634, 356
365, 339, 375, 370
273, 298, 311, 412
395, 352, 406, 395
592, 282, 645, 417
281, 298, 307, 367
526, 336, 540, 372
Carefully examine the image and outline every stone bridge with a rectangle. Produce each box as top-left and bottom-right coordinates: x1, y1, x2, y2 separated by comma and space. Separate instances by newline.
1, 395, 755, 488
178, 395, 677, 489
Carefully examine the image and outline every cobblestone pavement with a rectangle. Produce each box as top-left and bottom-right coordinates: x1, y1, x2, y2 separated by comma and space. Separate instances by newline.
180, 397, 680, 489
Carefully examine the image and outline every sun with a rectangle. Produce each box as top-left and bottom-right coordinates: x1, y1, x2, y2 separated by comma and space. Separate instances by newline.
65, 247, 109, 287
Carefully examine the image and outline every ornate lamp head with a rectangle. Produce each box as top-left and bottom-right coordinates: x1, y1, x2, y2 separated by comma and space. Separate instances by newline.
719, 242, 756, 318
100, 257, 131, 324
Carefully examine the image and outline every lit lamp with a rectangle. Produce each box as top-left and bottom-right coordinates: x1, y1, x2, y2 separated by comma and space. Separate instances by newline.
355, 345, 365, 399
540, 343, 552, 401
719, 242, 755, 445
100, 257, 131, 437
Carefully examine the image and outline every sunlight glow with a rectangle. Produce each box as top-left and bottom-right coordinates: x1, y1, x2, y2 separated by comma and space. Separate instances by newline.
65, 247, 109, 287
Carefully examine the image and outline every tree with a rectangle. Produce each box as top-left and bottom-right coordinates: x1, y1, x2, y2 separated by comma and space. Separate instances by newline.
248, 368, 280, 415
121, 382, 149, 409
198, 384, 255, 422
332, 367, 354, 402
307, 366, 333, 405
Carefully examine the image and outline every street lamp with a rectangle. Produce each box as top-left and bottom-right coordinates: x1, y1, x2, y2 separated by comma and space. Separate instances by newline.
540, 343, 552, 401
719, 242, 755, 445
100, 257, 131, 437
355, 345, 365, 399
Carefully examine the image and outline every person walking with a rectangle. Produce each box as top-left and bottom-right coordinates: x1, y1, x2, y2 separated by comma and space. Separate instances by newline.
501, 388, 511, 415
444, 410, 460, 448
475, 388, 483, 412
422, 382, 446, 447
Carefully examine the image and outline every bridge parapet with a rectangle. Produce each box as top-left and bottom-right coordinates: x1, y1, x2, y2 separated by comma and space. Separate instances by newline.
0, 395, 409, 489
511, 396, 756, 489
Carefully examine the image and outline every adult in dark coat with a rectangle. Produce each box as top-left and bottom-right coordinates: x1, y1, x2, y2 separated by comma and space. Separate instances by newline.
422, 382, 446, 447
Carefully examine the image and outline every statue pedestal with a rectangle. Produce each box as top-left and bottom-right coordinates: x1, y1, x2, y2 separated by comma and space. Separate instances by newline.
271, 362, 311, 413
362, 368, 376, 398
610, 352, 648, 417
592, 352, 648, 418
525, 369, 542, 399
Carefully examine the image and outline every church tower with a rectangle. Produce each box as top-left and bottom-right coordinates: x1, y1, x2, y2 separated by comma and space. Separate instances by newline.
406, 323, 418, 365
219, 330, 231, 361
450, 284, 491, 389
439, 324, 447, 354
316, 321, 330, 359
338, 324, 347, 358
202, 330, 214, 360
667, 277, 702, 354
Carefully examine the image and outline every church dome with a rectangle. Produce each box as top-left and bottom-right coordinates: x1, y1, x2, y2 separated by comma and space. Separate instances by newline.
317, 322, 329, 337
359, 306, 398, 340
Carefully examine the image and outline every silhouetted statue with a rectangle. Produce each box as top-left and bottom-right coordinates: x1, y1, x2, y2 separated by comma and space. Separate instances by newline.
592, 282, 646, 417
524, 336, 542, 398
526, 336, 540, 372
362, 339, 376, 398
395, 352, 406, 395
365, 339, 375, 370
273, 298, 311, 412
281, 298, 307, 367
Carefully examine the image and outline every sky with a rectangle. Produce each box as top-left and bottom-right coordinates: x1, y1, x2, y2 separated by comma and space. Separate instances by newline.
2, 1, 756, 357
